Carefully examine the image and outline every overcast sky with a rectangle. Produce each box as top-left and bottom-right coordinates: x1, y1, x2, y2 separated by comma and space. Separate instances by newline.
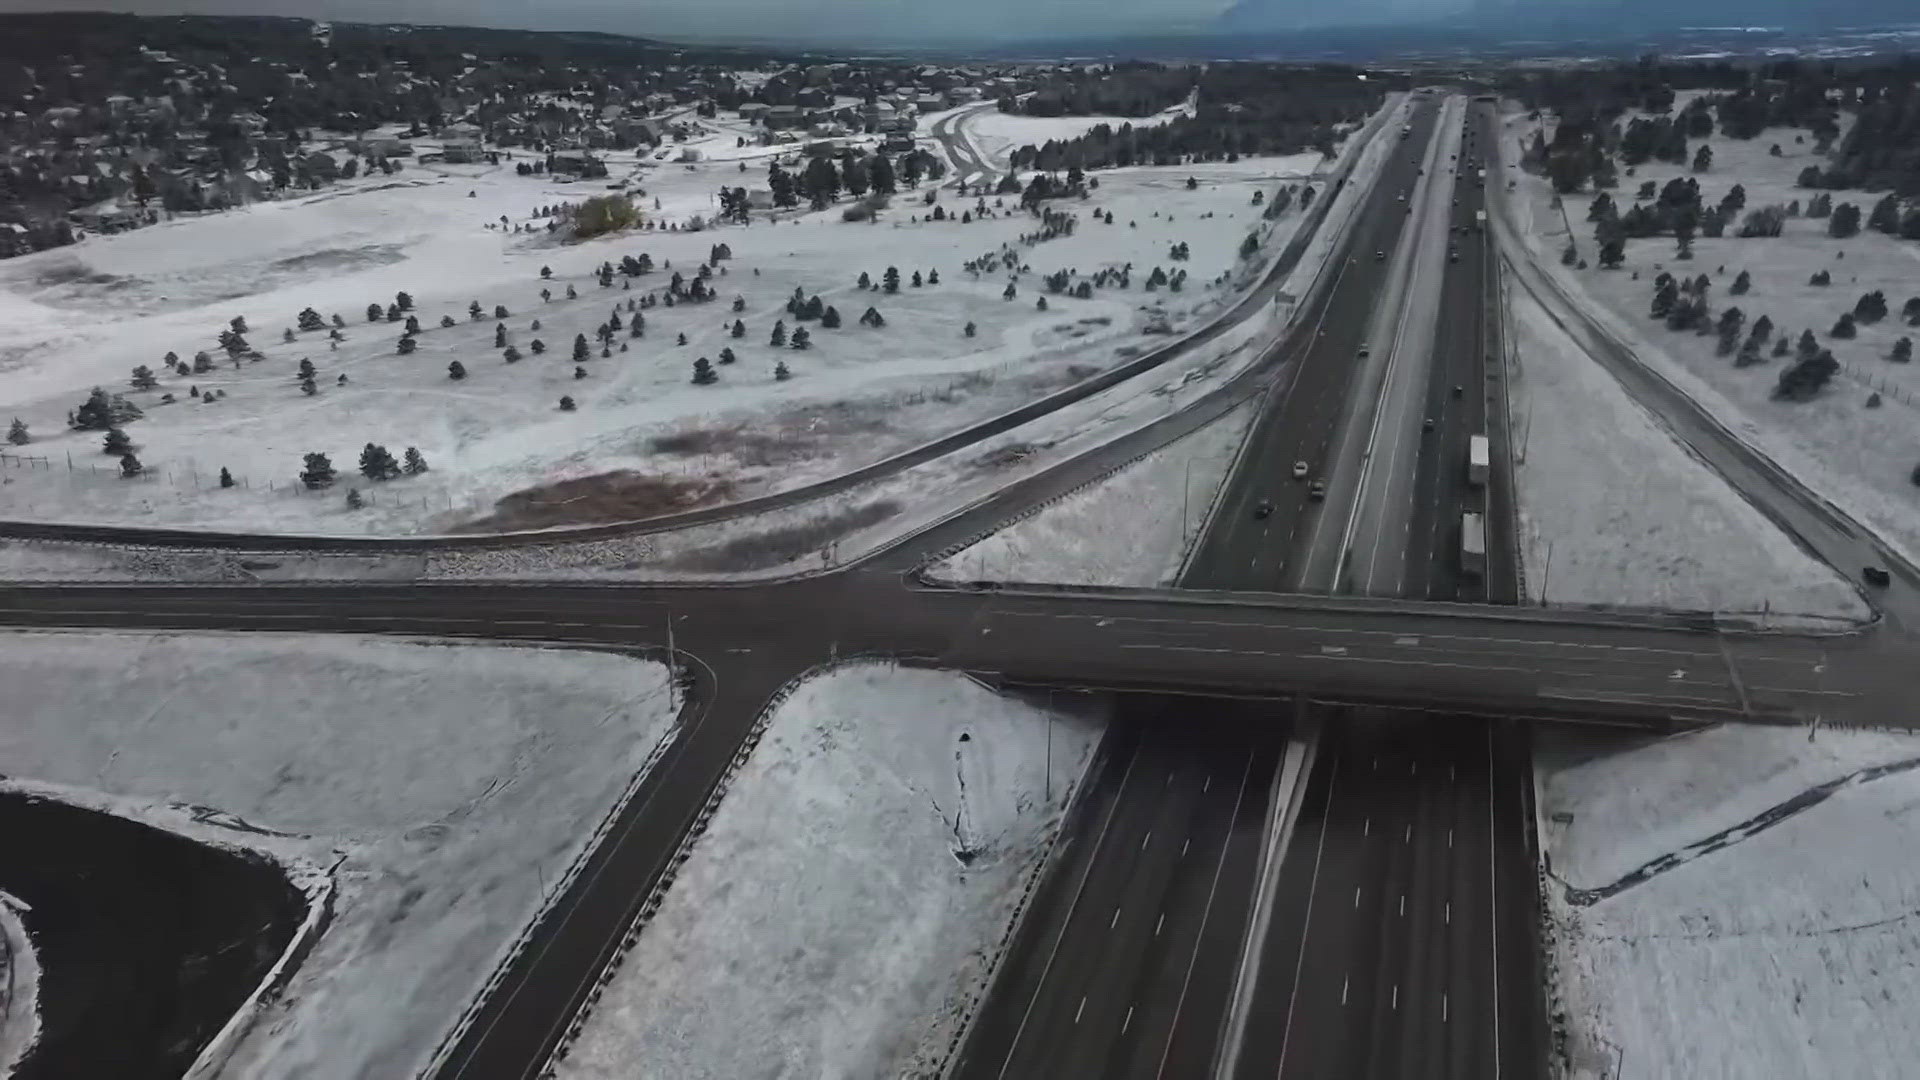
0, 0, 1275, 44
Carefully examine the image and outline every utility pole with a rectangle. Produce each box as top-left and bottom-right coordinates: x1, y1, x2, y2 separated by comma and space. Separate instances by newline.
666, 609, 676, 711
1045, 690, 1053, 804
1540, 540, 1554, 607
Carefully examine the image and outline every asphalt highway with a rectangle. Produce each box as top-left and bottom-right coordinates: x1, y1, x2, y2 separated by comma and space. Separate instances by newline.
950, 94, 1545, 1080
1185, 97, 1443, 596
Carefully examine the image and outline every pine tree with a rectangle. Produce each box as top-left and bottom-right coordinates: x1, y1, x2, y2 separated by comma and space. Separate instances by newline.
573, 334, 590, 362
131, 364, 157, 390
541, 265, 553, 279
449, 360, 468, 380
405, 315, 421, 335
1832, 313, 1857, 339
884, 266, 900, 293
574, 365, 587, 380
403, 447, 428, 474
559, 395, 577, 411
1003, 282, 1017, 300
494, 323, 508, 348
504, 345, 522, 362
964, 321, 977, 338
858, 270, 872, 290
928, 269, 939, 285
332, 313, 346, 329
790, 326, 811, 350
912, 270, 923, 287
821, 306, 842, 329
119, 452, 143, 478
469, 300, 484, 320
346, 488, 365, 509
6, 418, 27, 445
1894, 338, 1913, 364
1037, 296, 1048, 311
731, 319, 746, 338
771, 320, 786, 347
692, 357, 718, 385
774, 360, 791, 381
219, 466, 234, 488
359, 443, 400, 480
386, 303, 402, 322
101, 427, 132, 455
531, 339, 547, 354
300, 452, 336, 488
301, 375, 318, 395
1829, 202, 1862, 239
367, 303, 383, 323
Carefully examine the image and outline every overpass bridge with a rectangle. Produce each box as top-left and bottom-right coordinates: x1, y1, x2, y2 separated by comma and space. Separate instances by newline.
0, 575, 1880, 729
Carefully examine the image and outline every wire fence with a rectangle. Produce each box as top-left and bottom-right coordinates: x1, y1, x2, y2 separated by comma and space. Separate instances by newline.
1836, 361, 1920, 410
0, 449, 472, 514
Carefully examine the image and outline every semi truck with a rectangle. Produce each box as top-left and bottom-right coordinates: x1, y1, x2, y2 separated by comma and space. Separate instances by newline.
1468, 434, 1489, 487
1475, 208, 1487, 231
1460, 513, 1486, 577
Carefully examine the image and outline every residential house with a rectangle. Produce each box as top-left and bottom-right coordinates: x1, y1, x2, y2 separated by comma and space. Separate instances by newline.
441, 138, 483, 163
737, 102, 770, 123
763, 105, 807, 131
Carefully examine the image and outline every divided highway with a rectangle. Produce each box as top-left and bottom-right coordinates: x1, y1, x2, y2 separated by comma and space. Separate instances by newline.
1231, 97, 1541, 1080
954, 96, 1464, 1080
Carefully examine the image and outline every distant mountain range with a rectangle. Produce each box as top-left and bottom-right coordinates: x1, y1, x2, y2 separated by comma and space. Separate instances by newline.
1216, 0, 1920, 37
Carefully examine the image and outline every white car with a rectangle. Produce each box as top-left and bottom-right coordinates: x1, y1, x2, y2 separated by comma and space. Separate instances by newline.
1292, 460, 1310, 479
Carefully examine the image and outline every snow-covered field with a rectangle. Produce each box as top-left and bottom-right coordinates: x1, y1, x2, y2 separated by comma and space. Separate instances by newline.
555, 662, 1103, 1080
0, 631, 675, 1078
1506, 100, 1920, 568
1506, 288, 1868, 621
0, 891, 35, 1078
961, 102, 1191, 172
1538, 723, 1920, 1080
0, 112, 1323, 536
927, 397, 1256, 586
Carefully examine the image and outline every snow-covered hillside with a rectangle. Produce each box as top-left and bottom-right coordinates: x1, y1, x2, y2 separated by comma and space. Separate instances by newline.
1506, 288, 1868, 623
0, 115, 1325, 536
555, 662, 1103, 1080
0, 631, 676, 1078
1538, 724, 1920, 1080
1506, 97, 1920, 568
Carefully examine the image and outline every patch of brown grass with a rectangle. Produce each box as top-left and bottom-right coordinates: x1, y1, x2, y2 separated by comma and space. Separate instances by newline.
452, 470, 733, 532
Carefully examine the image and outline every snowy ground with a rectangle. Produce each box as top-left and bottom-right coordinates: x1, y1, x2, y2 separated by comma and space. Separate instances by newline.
1505, 100, 1920, 569
961, 102, 1192, 173
554, 662, 1104, 1080
0, 109, 1324, 536
1537, 722, 1920, 1080
926, 398, 1257, 586
0, 106, 1399, 582
0, 631, 675, 1078
0, 891, 36, 1079
1505, 287, 1868, 622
